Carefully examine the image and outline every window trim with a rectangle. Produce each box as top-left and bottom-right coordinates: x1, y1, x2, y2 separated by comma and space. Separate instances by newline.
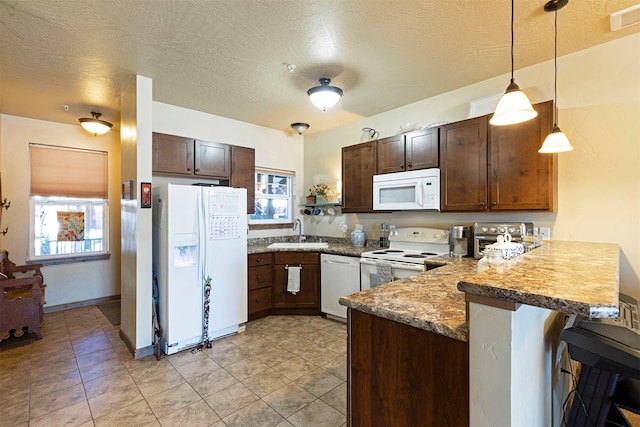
249, 168, 295, 225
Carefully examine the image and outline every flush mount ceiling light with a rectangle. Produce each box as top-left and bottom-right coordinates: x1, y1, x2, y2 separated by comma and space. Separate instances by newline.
79, 111, 112, 135
307, 78, 343, 111
490, 0, 538, 126
291, 122, 310, 135
539, 0, 573, 153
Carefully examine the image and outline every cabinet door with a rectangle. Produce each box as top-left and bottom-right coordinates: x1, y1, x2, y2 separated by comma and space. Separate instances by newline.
342, 141, 377, 213
439, 117, 488, 211
406, 128, 439, 170
152, 133, 194, 175
376, 135, 405, 174
194, 140, 230, 178
230, 146, 256, 214
489, 100, 555, 211
273, 263, 319, 309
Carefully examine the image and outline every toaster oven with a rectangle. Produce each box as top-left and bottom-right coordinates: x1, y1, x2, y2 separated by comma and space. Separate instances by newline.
473, 222, 534, 259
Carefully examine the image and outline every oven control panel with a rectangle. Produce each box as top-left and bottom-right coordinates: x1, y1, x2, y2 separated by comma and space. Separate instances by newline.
389, 227, 449, 244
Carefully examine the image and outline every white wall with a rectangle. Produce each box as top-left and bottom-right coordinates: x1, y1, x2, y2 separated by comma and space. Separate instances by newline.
0, 114, 121, 307
151, 102, 305, 239
304, 33, 640, 298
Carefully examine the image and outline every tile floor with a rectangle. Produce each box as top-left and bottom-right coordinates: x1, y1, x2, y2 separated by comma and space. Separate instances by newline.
0, 306, 348, 426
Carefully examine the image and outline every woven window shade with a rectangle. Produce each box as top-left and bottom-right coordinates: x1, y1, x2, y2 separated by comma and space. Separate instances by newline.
30, 144, 108, 199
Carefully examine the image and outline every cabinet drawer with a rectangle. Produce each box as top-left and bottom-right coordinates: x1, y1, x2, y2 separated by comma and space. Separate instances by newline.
248, 265, 272, 290
248, 253, 272, 267
248, 287, 272, 314
274, 252, 320, 265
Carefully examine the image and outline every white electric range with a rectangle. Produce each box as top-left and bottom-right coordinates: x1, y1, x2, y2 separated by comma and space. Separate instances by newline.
360, 227, 450, 289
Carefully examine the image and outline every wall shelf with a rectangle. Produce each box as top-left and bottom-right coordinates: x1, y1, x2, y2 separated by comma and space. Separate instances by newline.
303, 202, 341, 208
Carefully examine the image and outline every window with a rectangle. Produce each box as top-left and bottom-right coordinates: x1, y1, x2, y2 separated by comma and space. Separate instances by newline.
29, 144, 109, 261
249, 168, 294, 225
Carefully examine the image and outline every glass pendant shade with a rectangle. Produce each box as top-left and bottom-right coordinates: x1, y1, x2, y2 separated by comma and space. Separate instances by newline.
290, 122, 310, 135
79, 112, 112, 135
539, 125, 573, 153
307, 78, 343, 111
490, 80, 538, 126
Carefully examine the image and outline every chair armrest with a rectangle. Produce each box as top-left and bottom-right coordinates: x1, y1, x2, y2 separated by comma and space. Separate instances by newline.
13, 264, 43, 277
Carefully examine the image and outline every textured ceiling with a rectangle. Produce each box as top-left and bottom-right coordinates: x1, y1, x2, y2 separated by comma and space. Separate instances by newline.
1, 0, 638, 134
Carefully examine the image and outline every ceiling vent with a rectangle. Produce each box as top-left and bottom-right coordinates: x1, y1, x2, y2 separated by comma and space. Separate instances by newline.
610, 4, 640, 32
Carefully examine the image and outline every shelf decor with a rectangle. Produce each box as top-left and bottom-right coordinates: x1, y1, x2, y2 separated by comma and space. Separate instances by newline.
309, 180, 330, 204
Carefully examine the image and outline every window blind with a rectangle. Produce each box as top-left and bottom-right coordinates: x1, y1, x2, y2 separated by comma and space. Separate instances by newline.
30, 144, 108, 199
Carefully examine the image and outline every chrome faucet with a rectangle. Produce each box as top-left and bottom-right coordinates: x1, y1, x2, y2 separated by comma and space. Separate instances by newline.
294, 219, 305, 242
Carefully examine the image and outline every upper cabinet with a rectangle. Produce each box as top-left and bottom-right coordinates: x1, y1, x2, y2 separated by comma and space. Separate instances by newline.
377, 128, 439, 174
230, 145, 256, 214
152, 133, 230, 179
342, 141, 377, 213
440, 101, 555, 212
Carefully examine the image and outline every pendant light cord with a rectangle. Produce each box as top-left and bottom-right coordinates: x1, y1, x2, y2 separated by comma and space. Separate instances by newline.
510, 0, 515, 81
553, 9, 558, 126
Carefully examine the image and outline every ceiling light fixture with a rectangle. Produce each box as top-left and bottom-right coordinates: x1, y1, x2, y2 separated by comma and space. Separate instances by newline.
539, 0, 573, 153
79, 111, 112, 135
307, 78, 343, 111
291, 122, 310, 135
490, 0, 538, 126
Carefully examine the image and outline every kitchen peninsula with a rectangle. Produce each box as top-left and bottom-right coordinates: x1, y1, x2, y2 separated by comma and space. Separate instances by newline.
339, 240, 620, 426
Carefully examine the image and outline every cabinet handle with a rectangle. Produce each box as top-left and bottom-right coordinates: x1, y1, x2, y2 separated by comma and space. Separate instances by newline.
257, 298, 261, 302
479, 202, 486, 207
195, 168, 200, 172
400, 165, 404, 169
256, 258, 261, 263
187, 167, 192, 171
256, 275, 261, 280
491, 201, 497, 205
407, 163, 412, 168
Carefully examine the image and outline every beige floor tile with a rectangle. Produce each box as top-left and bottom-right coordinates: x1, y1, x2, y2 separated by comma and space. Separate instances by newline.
88, 382, 144, 418
224, 356, 270, 381
84, 370, 136, 399
262, 383, 316, 418
319, 383, 347, 415
223, 399, 285, 427
294, 368, 344, 398
186, 365, 238, 398
241, 368, 291, 397
298, 347, 341, 367
157, 399, 220, 426
30, 368, 83, 399
167, 346, 208, 368
279, 337, 321, 356
207, 343, 250, 367
0, 401, 29, 426
272, 355, 318, 381
75, 347, 121, 368
255, 346, 296, 367
132, 367, 185, 398
146, 382, 201, 418
93, 399, 157, 427
29, 400, 92, 427
72, 334, 112, 356
322, 356, 347, 381
79, 356, 127, 382
29, 382, 87, 419
205, 382, 258, 419
286, 399, 345, 427
174, 356, 221, 381
1, 380, 29, 408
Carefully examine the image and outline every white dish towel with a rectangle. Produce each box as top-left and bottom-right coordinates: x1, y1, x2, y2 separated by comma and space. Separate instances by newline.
287, 266, 301, 295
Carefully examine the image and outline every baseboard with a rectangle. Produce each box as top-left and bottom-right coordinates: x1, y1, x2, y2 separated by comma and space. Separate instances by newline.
44, 294, 121, 313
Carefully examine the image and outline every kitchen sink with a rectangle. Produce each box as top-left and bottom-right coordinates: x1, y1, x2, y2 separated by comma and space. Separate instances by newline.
267, 242, 329, 249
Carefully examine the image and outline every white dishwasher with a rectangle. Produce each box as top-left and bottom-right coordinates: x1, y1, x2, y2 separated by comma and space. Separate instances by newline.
321, 254, 361, 321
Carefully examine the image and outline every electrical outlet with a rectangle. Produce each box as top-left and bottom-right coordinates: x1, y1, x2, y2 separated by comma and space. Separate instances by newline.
539, 227, 551, 240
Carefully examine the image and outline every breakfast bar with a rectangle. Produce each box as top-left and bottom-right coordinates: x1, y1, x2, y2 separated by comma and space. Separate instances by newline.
339, 240, 620, 426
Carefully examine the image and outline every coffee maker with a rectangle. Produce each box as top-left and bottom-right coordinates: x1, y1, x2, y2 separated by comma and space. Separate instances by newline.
449, 226, 472, 257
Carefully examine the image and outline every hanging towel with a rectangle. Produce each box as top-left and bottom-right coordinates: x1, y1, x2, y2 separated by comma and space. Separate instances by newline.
376, 261, 393, 286
287, 266, 301, 295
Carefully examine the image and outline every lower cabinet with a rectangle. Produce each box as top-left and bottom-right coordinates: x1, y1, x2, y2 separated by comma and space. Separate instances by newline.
248, 253, 273, 320
273, 252, 320, 314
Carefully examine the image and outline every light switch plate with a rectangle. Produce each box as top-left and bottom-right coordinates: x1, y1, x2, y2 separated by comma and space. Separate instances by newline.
540, 227, 551, 240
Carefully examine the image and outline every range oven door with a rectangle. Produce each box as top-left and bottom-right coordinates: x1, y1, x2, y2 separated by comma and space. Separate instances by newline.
359, 258, 425, 290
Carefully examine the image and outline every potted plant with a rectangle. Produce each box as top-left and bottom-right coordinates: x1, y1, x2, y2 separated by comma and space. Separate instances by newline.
309, 180, 330, 204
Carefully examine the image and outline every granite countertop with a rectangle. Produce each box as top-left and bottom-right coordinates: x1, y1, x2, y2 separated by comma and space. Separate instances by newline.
457, 240, 620, 318
338, 240, 620, 343
248, 237, 374, 257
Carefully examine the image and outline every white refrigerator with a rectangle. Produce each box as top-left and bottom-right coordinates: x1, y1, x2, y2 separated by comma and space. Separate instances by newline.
153, 183, 248, 355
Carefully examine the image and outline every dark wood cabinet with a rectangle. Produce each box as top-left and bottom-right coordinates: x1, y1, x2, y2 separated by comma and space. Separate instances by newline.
248, 253, 273, 320
341, 141, 377, 213
377, 128, 439, 174
347, 309, 469, 426
439, 116, 489, 211
273, 252, 320, 314
489, 100, 555, 211
440, 101, 555, 212
152, 132, 230, 179
230, 145, 256, 214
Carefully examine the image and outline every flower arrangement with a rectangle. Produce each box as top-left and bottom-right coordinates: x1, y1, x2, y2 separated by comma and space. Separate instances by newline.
309, 180, 330, 198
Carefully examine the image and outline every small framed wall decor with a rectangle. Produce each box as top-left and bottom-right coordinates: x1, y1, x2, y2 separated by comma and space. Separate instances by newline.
141, 182, 152, 208
122, 180, 134, 200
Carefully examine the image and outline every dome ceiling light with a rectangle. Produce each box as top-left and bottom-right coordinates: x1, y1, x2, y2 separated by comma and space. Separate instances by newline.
79, 111, 112, 135
490, 0, 538, 126
291, 122, 310, 135
307, 78, 343, 111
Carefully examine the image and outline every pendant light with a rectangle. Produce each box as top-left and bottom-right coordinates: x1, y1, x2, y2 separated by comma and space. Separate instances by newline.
79, 112, 112, 135
490, 0, 538, 126
291, 122, 310, 135
539, 0, 573, 153
307, 78, 343, 111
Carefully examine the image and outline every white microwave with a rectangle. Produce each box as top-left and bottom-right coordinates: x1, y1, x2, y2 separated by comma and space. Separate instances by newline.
373, 168, 440, 211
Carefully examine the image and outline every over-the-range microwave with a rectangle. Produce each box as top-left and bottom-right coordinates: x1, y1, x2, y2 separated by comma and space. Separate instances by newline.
373, 168, 440, 211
